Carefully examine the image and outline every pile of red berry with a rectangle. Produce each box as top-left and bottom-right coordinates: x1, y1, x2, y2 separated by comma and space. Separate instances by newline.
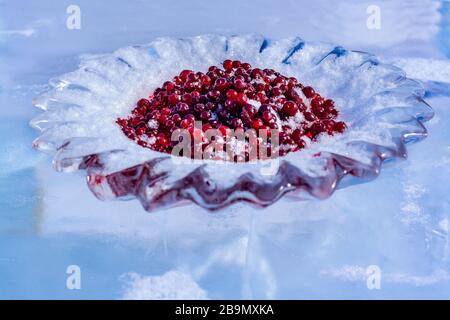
117, 60, 346, 160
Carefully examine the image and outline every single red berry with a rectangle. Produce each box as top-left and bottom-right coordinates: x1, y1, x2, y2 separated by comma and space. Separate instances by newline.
271, 87, 282, 97
322, 99, 335, 109
163, 81, 175, 92
310, 96, 324, 109
243, 104, 257, 117
200, 110, 211, 120
302, 86, 315, 99
304, 112, 317, 122
230, 118, 244, 128
194, 103, 205, 113
179, 70, 193, 81
136, 127, 146, 135
251, 118, 265, 130
241, 62, 252, 71
334, 121, 347, 133
200, 75, 211, 87
232, 60, 241, 68
236, 92, 248, 105
233, 78, 246, 90
224, 99, 236, 111
137, 98, 151, 109
223, 60, 233, 71
172, 114, 182, 124
161, 107, 171, 115
177, 102, 190, 114
168, 94, 181, 105
291, 129, 304, 143
214, 77, 228, 90
218, 125, 232, 139
180, 118, 192, 129
156, 133, 170, 147
262, 111, 274, 123
226, 89, 238, 100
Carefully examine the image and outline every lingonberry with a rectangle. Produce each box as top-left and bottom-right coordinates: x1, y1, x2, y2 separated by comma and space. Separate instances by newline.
236, 92, 248, 105
334, 121, 347, 133
281, 101, 298, 117
302, 86, 315, 99
251, 118, 265, 130
179, 70, 193, 82
226, 89, 238, 100
168, 94, 181, 105
117, 60, 346, 161
223, 60, 233, 71
137, 98, 151, 109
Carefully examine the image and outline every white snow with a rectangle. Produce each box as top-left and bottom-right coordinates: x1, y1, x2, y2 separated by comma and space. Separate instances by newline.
121, 271, 208, 300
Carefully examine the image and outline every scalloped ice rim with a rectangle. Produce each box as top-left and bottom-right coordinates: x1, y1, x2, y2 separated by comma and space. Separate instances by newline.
30, 34, 434, 210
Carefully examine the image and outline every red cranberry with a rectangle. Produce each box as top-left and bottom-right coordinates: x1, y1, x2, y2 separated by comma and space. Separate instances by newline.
251, 118, 265, 130
156, 133, 170, 147
136, 127, 146, 135
304, 112, 317, 121
172, 114, 182, 124
117, 59, 346, 161
194, 103, 205, 113
202, 123, 213, 132
180, 118, 193, 129
137, 98, 151, 110
322, 99, 335, 109
205, 102, 215, 111
334, 121, 347, 133
262, 111, 274, 123
214, 77, 228, 90
250, 68, 262, 78
281, 101, 298, 117
223, 60, 233, 71
218, 125, 232, 139
243, 104, 256, 117
271, 87, 282, 97
168, 94, 181, 105
201, 75, 211, 87
226, 89, 238, 100
177, 102, 190, 114
241, 63, 251, 71
179, 70, 193, 82
230, 118, 243, 128
208, 65, 218, 72
163, 81, 175, 92
224, 99, 236, 111
207, 90, 221, 101
233, 78, 246, 90
302, 86, 315, 99
232, 60, 241, 68
310, 96, 324, 109
200, 111, 211, 120
236, 92, 248, 105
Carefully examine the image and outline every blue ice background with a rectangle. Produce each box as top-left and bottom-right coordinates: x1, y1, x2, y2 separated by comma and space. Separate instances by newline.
1, 0, 450, 299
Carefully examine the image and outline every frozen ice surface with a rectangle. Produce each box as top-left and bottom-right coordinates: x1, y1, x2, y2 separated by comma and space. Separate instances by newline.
1, 0, 450, 299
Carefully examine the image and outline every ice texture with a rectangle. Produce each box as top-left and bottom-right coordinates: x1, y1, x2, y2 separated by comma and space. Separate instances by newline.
31, 35, 433, 210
